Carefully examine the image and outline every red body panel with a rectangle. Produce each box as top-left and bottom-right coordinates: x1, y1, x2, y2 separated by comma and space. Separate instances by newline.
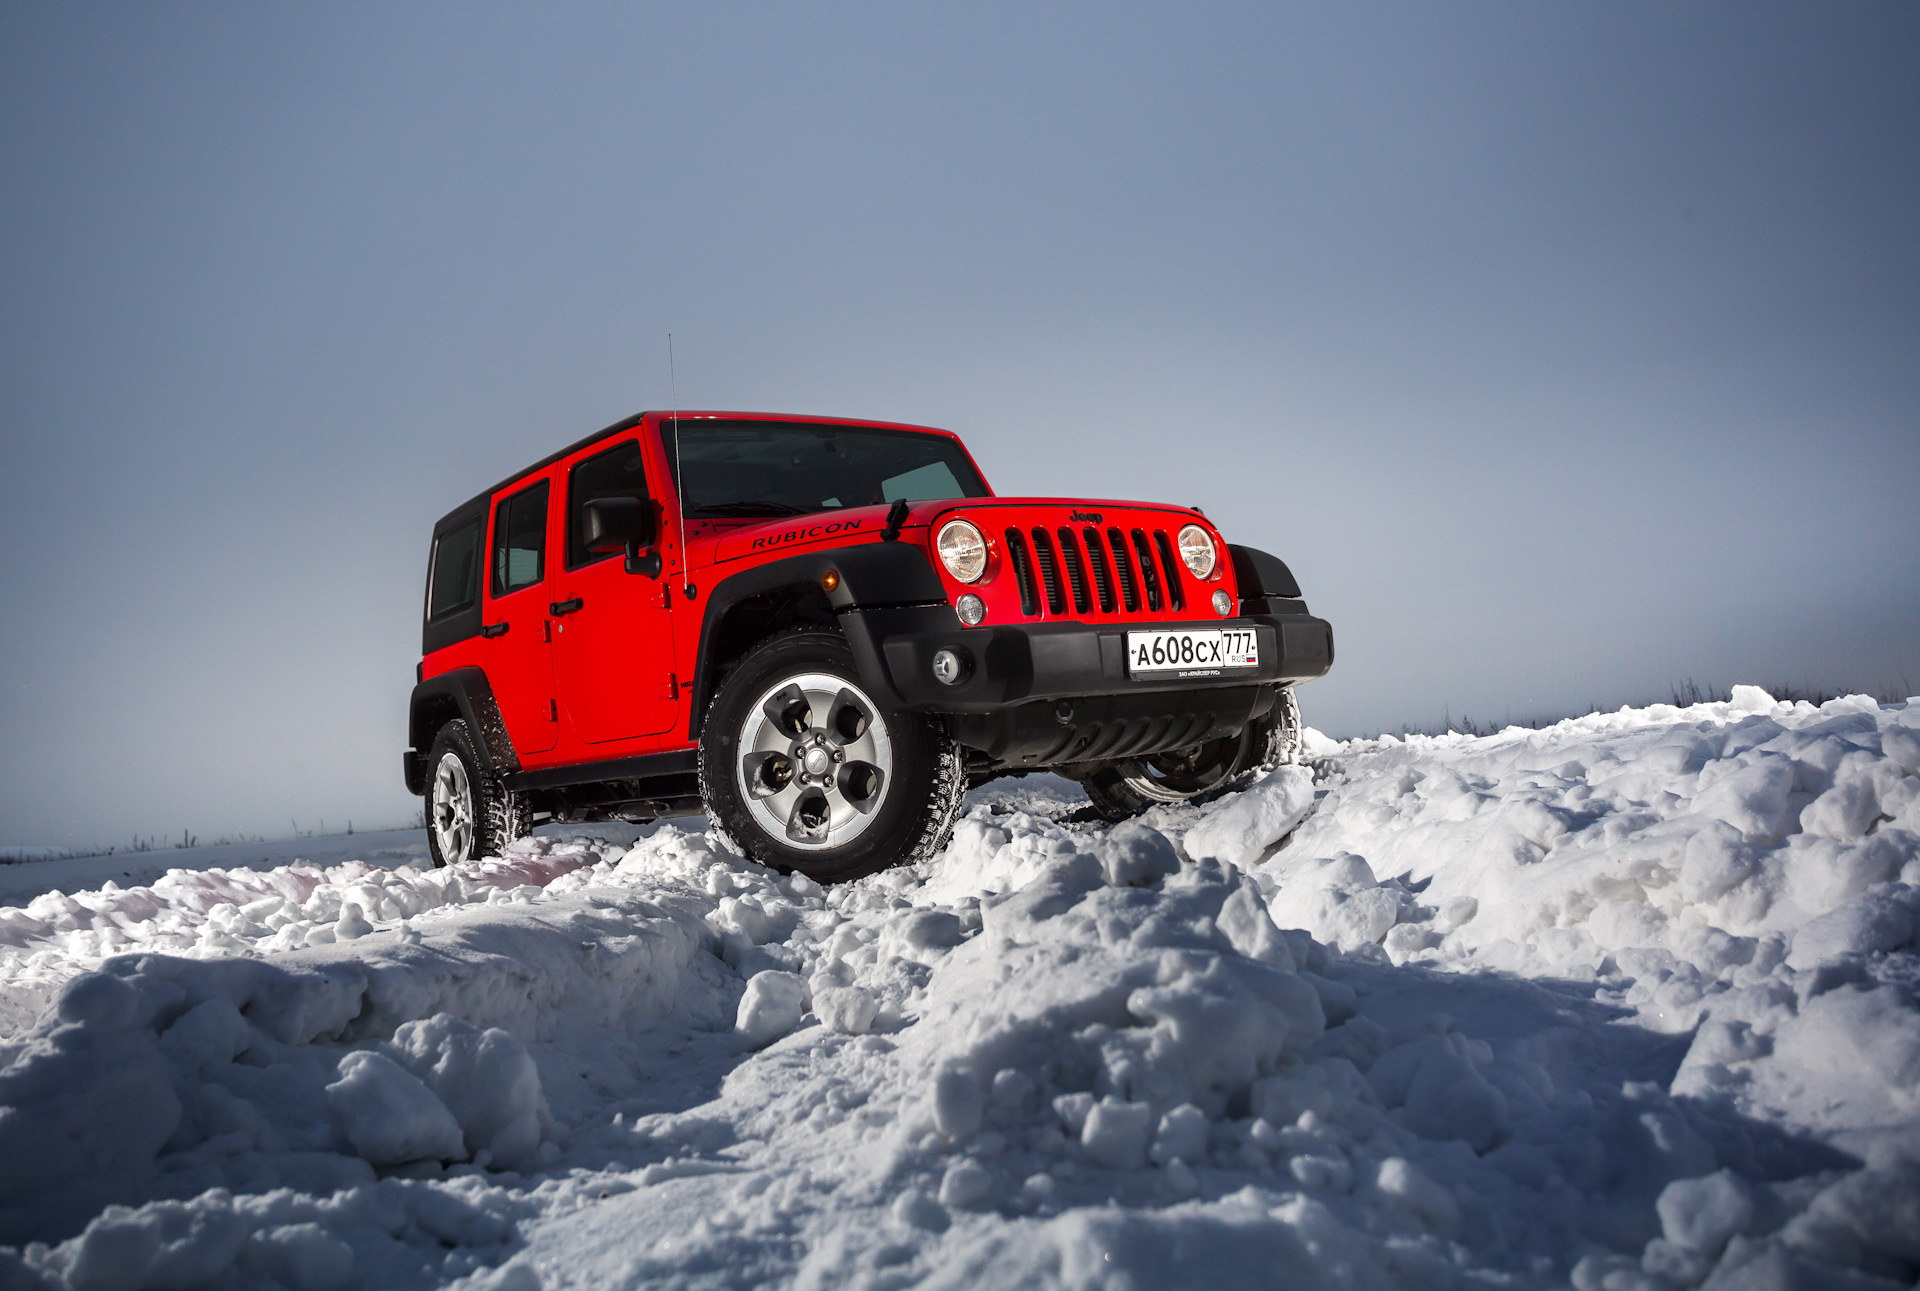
548, 425, 681, 743
421, 412, 1239, 770
422, 637, 484, 682
481, 468, 561, 754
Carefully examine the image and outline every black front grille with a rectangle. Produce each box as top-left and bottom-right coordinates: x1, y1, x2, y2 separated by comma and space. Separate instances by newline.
1131, 528, 1163, 611
1081, 527, 1115, 612
1107, 528, 1139, 612
1152, 529, 1186, 611
1030, 528, 1067, 615
998, 517, 1195, 620
1005, 528, 1039, 615
1056, 528, 1092, 613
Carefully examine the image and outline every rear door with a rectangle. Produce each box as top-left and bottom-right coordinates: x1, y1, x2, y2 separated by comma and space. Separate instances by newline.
549, 432, 679, 742
480, 474, 559, 755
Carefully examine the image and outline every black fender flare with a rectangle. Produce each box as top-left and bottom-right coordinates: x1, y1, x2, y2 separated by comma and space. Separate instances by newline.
1227, 545, 1331, 675
1226, 544, 1302, 600
686, 541, 948, 740
405, 667, 522, 793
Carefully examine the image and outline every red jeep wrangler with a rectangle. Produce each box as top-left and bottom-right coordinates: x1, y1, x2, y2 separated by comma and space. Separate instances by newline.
406, 412, 1333, 882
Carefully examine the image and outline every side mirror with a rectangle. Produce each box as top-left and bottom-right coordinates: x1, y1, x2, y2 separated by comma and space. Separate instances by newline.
583, 497, 662, 577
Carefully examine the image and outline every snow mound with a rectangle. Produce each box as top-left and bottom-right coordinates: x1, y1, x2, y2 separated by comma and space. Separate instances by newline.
2, 693, 1918, 1289
1, 868, 715, 1253
1261, 691, 1920, 1137
0, 835, 618, 1006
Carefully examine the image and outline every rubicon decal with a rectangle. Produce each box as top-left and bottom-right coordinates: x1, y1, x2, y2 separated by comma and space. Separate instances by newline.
751, 518, 865, 550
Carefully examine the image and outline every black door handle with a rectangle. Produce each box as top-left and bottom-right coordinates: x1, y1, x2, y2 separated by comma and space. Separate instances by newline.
549, 597, 584, 616
480, 622, 509, 639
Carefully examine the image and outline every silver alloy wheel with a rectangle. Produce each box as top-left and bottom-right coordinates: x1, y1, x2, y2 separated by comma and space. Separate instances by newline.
431, 751, 475, 865
736, 672, 894, 850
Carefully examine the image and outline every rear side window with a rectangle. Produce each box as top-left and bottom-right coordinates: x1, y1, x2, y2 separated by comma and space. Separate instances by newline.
427, 519, 481, 620
567, 438, 651, 569
491, 481, 550, 597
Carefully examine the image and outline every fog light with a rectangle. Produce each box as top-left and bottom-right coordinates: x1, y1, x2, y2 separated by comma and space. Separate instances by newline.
932, 649, 968, 685
956, 593, 986, 626
1212, 589, 1233, 617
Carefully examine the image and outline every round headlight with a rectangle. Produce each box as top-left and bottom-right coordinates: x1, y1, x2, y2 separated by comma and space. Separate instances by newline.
937, 520, 988, 583
1177, 524, 1217, 579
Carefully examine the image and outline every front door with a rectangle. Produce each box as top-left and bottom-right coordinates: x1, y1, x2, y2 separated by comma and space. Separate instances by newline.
550, 434, 679, 742
480, 475, 559, 755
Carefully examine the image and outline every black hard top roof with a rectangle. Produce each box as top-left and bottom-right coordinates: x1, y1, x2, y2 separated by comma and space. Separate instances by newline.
432, 411, 643, 535
430, 409, 958, 534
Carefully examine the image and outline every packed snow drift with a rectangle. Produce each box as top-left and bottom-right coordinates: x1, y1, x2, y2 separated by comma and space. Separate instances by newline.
3, 685, 1918, 1289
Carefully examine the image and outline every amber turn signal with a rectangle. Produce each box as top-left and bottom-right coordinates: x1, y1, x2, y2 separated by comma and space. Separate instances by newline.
821, 569, 841, 593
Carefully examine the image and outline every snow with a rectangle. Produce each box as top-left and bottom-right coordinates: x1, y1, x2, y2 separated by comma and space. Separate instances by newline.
3, 693, 1919, 1288
0, 829, 434, 903
734, 971, 808, 1049
327, 1048, 470, 1167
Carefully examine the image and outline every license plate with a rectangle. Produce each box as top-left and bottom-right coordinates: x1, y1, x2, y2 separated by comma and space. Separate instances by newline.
1126, 628, 1259, 676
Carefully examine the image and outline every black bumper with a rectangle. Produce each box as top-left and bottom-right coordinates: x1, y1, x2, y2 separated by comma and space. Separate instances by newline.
841, 607, 1333, 711
839, 606, 1333, 767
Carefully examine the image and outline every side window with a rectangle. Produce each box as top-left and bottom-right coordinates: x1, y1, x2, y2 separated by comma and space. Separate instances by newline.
567, 438, 651, 569
427, 519, 481, 620
490, 480, 550, 598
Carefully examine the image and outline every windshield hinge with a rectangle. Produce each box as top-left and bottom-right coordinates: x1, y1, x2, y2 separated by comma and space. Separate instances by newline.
881, 499, 910, 542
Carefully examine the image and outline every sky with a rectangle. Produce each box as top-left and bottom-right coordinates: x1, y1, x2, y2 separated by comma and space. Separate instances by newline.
2, 3, 1916, 848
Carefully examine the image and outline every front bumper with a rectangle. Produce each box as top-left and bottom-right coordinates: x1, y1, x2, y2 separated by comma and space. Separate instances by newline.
837, 606, 1329, 767
841, 607, 1334, 711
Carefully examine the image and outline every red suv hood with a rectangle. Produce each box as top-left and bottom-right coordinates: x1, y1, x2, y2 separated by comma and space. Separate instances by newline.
925, 497, 1204, 521
693, 497, 1218, 577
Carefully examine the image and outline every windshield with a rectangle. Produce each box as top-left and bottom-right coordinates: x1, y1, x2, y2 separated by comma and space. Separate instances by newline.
659, 419, 990, 519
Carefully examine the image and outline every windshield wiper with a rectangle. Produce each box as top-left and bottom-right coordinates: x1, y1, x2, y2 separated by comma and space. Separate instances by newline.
690, 500, 813, 518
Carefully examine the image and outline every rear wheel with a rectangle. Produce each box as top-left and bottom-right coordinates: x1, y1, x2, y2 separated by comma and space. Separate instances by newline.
1081, 685, 1302, 821
699, 630, 965, 884
426, 719, 530, 867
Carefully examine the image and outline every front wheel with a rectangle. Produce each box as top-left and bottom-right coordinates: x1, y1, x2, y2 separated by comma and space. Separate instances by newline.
1081, 686, 1302, 821
425, 719, 530, 867
699, 630, 966, 884
1260, 685, 1304, 768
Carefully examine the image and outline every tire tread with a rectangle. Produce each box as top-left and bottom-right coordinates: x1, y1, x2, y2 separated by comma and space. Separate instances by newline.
698, 628, 966, 883
425, 719, 530, 867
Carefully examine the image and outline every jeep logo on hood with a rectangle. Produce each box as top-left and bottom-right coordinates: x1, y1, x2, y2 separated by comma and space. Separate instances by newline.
1069, 510, 1103, 524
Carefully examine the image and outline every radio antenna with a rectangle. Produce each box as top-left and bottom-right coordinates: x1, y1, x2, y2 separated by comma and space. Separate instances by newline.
668, 334, 691, 597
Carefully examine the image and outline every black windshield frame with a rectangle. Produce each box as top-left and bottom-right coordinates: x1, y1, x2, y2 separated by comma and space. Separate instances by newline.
658, 419, 990, 519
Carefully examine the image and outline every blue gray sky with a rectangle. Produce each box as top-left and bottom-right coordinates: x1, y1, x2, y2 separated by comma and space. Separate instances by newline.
3, 3, 1916, 847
